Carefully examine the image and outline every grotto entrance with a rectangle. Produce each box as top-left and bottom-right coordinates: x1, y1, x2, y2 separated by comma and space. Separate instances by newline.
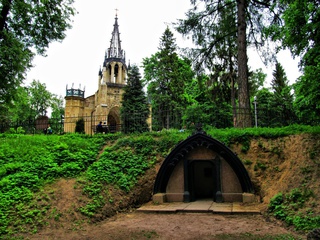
188, 160, 218, 201
153, 127, 255, 203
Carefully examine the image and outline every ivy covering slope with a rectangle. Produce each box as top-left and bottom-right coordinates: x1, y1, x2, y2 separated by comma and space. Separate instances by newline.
0, 134, 106, 235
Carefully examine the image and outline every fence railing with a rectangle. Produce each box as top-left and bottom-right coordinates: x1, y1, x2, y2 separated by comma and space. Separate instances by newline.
0, 107, 319, 134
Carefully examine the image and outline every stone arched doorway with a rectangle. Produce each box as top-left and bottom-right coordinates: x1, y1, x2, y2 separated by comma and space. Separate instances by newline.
108, 107, 121, 132
153, 129, 255, 203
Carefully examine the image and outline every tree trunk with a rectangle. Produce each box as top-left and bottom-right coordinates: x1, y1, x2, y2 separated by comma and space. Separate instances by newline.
0, 0, 12, 35
231, 75, 237, 127
228, 36, 237, 127
236, 0, 252, 128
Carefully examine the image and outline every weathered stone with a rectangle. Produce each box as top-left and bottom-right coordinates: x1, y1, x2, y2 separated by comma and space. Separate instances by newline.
242, 193, 255, 203
152, 193, 166, 204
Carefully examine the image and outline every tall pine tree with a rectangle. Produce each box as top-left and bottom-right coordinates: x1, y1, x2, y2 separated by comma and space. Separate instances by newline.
143, 27, 193, 130
120, 64, 150, 133
271, 61, 295, 125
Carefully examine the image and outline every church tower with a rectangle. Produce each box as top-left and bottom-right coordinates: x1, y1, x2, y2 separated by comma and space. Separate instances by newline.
95, 13, 127, 130
64, 13, 127, 134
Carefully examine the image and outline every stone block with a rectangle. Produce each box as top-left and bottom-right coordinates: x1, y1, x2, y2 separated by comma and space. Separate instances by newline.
222, 193, 242, 202
166, 193, 184, 202
152, 193, 166, 204
242, 193, 255, 203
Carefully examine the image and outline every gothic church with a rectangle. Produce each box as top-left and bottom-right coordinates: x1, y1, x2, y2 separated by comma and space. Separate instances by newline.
64, 14, 127, 134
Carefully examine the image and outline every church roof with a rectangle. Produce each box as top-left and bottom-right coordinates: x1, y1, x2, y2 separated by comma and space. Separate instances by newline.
103, 14, 126, 67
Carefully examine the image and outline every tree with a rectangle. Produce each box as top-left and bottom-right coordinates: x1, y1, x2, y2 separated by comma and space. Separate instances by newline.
266, 0, 320, 124
175, 0, 278, 127
182, 74, 234, 129
143, 27, 194, 130
28, 80, 52, 117
293, 70, 320, 124
254, 88, 278, 127
121, 64, 150, 133
6, 80, 52, 123
7, 86, 31, 122
271, 62, 295, 125
248, 68, 267, 98
50, 95, 65, 133
175, 0, 239, 126
0, 0, 76, 105
236, 0, 251, 127
75, 118, 84, 134
50, 95, 65, 119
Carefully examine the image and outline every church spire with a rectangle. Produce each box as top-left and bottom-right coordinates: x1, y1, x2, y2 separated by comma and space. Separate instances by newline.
106, 12, 125, 61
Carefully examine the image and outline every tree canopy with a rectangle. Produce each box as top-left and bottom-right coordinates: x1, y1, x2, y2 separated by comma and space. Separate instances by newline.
7, 80, 54, 122
265, 0, 320, 124
0, 0, 76, 104
175, 0, 280, 127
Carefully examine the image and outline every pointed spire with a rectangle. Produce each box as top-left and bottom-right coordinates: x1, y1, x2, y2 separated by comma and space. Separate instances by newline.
107, 12, 124, 59
102, 12, 127, 71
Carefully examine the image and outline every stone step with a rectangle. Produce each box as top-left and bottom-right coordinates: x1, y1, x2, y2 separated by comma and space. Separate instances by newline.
137, 201, 261, 214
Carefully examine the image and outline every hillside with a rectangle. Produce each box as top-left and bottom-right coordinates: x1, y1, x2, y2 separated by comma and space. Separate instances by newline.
1, 127, 320, 239
233, 134, 320, 210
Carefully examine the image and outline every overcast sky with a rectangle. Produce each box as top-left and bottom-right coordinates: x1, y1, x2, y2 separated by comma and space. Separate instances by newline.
26, 0, 301, 99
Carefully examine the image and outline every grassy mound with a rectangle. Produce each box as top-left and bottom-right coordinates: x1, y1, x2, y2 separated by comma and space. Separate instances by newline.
0, 125, 319, 237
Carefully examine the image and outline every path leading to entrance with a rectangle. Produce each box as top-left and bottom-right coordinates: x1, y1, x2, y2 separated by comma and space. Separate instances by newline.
137, 200, 261, 214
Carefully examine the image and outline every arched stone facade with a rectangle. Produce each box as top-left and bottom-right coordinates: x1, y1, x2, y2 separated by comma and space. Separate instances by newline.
153, 130, 255, 203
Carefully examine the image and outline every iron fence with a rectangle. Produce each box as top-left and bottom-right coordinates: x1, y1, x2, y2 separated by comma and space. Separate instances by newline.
0, 107, 319, 135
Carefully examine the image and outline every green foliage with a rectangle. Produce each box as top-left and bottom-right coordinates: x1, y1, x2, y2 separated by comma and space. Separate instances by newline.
183, 102, 233, 129
175, 0, 277, 128
254, 161, 267, 171
28, 80, 53, 117
271, 62, 296, 125
86, 150, 149, 192
265, 1, 320, 125
143, 27, 194, 130
294, 67, 320, 125
0, 126, 319, 236
79, 194, 105, 217
79, 134, 163, 217
3, 80, 64, 128
205, 125, 320, 146
249, 68, 267, 97
240, 138, 251, 154
121, 64, 150, 133
5, 127, 25, 134
75, 118, 85, 134
243, 159, 253, 166
0, 134, 104, 234
0, 0, 76, 105
269, 188, 319, 231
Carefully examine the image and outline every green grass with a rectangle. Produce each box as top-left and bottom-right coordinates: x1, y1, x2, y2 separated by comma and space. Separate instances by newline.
0, 133, 106, 235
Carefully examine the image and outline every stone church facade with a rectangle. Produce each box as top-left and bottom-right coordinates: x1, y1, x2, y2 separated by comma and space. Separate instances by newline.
64, 14, 127, 134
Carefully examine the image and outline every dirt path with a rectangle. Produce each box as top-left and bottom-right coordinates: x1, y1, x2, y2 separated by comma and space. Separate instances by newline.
25, 211, 306, 240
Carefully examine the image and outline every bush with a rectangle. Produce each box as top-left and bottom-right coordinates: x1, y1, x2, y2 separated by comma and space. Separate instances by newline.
75, 118, 85, 133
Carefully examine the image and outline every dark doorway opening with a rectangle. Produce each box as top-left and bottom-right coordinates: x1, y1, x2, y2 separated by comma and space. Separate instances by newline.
108, 115, 117, 132
189, 160, 217, 201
